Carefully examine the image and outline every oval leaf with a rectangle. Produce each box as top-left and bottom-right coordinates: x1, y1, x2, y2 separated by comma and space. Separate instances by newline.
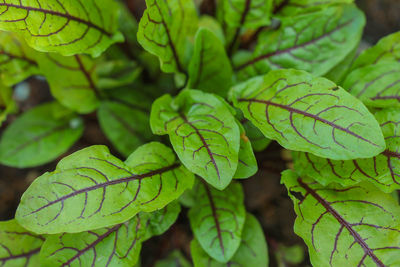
0, 102, 84, 168
0, 0, 123, 56
0, 220, 44, 267
16, 142, 194, 234
282, 170, 400, 266
137, 0, 198, 74
234, 4, 365, 80
150, 89, 240, 190
230, 69, 385, 160
191, 213, 268, 267
188, 182, 246, 263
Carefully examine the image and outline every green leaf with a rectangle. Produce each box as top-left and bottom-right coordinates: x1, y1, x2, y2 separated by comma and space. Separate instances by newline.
98, 88, 154, 157
191, 213, 268, 266
0, 31, 40, 86
352, 31, 400, 69
38, 53, 100, 114
188, 28, 233, 97
234, 121, 258, 179
39, 215, 147, 267
231, 69, 385, 160
0, 102, 83, 168
0, 83, 16, 126
343, 61, 400, 108
293, 108, 400, 192
150, 89, 240, 190
16, 142, 194, 234
155, 250, 192, 267
96, 60, 142, 90
223, 0, 272, 29
234, 4, 365, 80
272, 0, 353, 16
324, 45, 358, 85
0, 220, 44, 267
282, 170, 400, 266
0, 0, 123, 57
137, 0, 198, 74
198, 15, 226, 44
188, 182, 246, 263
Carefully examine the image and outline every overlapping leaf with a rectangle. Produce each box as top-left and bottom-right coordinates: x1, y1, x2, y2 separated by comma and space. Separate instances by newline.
191, 213, 268, 267
0, 102, 83, 168
137, 0, 198, 74
0, 220, 44, 267
230, 69, 385, 160
188, 28, 232, 97
155, 250, 192, 267
272, 0, 353, 16
98, 88, 154, 157
0, 31, 40, 86
234, 4, 364, 80
283, 170, 400, 266
150, 89, 240, 190
0, 0, 123, 56
16, 142, 194, 234
0, 83, 16, 126
234, 121, 258, 179
96, 60, 142, 90
38, 53, 101, 114
188, 182, 246, 263
294, 108, 400, 192
223, 0, 272, 29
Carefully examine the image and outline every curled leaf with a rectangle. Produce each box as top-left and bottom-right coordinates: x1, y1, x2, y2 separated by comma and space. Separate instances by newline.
234, 121, 258, 179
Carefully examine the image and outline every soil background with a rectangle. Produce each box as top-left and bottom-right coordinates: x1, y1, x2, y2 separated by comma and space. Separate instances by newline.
0, 1, 399, 266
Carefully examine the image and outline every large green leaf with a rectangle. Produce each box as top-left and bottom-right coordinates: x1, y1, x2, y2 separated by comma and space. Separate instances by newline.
188, 182, 246, 263
282, 170, 400, 266
0, 0, 123, 56
343, 61, 400, 108
0, 102, 83, 168
294, 108, 400, 192
38, 53, 100, 114
230, 69, 385, 160
0, 83, 16, 126
272, 0, 353, 16
234, 4, 364, 80
0, 31, 40, 86
234, 121, 257, 179
188, 28, 232, 97
98, 88, 154, 157
191, 213, 268, 267
352, 31, 400, 69
0, 220, 44, 267
137, 0, 198, 74
39, 215, 147, 267
16, 142, 194, 234
150, 89, 240, 190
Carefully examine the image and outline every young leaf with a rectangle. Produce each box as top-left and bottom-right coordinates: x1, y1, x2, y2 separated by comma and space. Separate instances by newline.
0, 31, 40, 86
352, 31, 400, 69
282, 170, 400, 266
234, 121, 258, 179
272, 0, 353, 17
16, 142, 194, 234
0, 220, 44, 267
230, 69, 385, 160
294, 108, 400, 192
188, 28, 233, 97
0, 0, 123, 57
137, 0, 198, 74
343, 62, 400, 108
0, 83, 16, 126
234, 4, 365, 79
98, 88, 154, 157
188, 181, 246, 263
223, 0, 272, 29
191, 213, 268, 267
38, 53, 100, 114
96, 60, 142, 90
0, 102, 84, 168
150, 89, 240, 190
155, 250, 192, 267
39, 214, 147, 267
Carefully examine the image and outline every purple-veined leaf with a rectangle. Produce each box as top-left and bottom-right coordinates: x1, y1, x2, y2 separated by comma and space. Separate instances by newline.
137, 0, 198, 74
0, 31, 40, 86
15, 142, 194, 234
150, 89, 240, 190
230, 69, 385, 160
272, 0, 353, 16
0, 0, 123, 56
294, 108, 400, 193
0, 220, 44, 267
234, 4, 365, 80
283, 170, 400, 266
223, 0, 272, 29
188, 181, 246, 263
